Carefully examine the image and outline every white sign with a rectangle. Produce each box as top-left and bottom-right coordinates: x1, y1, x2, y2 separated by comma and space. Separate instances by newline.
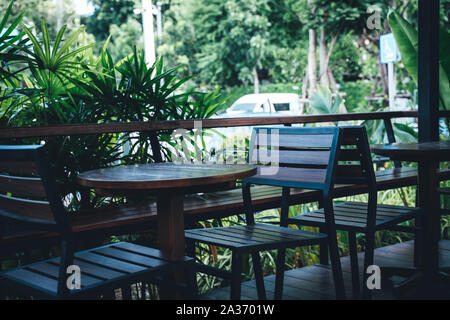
380, 33, 401, 64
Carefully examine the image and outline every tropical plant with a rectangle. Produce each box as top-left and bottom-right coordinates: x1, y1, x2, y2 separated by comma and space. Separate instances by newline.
388, 10, 450, 112
0, 6, 228, 210
309, 85, 345, 116
0, 1, 28, 84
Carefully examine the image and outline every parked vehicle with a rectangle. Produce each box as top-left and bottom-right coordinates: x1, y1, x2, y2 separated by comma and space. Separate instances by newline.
206, 93, 308, 162
224, 93, 306, 117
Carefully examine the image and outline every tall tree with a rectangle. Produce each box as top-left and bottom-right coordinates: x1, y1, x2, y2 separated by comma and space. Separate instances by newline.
190, 0, 272, 91
298, 0, 371, 95
82, 0, 139, 42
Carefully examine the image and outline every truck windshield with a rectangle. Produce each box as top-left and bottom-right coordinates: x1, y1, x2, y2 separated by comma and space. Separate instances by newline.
229, 103, 257, 112
273, 103, 290, 111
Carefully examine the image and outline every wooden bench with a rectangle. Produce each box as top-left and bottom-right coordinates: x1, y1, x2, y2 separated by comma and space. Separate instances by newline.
2, 167, 449, 255
1, 111, 449, 255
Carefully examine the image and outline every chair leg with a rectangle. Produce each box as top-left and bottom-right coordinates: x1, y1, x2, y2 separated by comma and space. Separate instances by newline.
251, 252, 267, 300
414, 187, 421, 267
185, 240, 199, 298
348, 231, 361, 298
362, 231, 375, 299
230, 251, 242, 300
274, 248, 286, 300
323, 201, 346, 299
328, 239, 345, 299
0, 281, 7, 300
319, 227, 329, 265
186, 260, 199, 299
121, 285, 132, 300
186, 239, 196, 258
413, 212, 423, 268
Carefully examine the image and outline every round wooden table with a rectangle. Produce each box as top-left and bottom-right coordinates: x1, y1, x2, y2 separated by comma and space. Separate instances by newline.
371, 141, 450, 293
78, 163, 257, 261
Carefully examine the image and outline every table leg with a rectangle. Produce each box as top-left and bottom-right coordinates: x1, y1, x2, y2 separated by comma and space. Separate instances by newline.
156, 193, 186, 299
157, 194, 185, 261
380, 161, 442, 297
418, 160, 440, 282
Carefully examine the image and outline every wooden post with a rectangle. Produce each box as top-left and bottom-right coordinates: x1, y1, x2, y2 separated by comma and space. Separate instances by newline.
417, 0, 440, 288
417, 0, 440, 143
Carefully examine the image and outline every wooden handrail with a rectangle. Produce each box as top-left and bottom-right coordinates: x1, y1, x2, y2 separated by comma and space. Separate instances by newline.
1, 110, 449, 139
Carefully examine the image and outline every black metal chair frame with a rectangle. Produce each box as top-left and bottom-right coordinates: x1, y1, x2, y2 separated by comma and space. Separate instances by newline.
0, 145, 195, 299
186, 126, 346, 300
286, 126, 421, 298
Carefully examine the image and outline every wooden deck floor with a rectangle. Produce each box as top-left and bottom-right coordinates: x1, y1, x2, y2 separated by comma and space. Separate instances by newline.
201, 240, 450, 300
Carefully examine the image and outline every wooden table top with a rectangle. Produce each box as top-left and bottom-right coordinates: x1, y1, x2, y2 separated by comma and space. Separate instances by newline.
77, 163, 257, 191
371, 141, 450, 161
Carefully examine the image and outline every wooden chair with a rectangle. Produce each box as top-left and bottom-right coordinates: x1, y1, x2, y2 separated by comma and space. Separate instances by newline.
0, 145, 195, 299
185, 126, 346, 300
287, 126, 421, 298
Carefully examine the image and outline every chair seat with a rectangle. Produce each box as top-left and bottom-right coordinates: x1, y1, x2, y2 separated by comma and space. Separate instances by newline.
185, 223, 327, 253
0, 242, 186, 298
287, 201, 420, 232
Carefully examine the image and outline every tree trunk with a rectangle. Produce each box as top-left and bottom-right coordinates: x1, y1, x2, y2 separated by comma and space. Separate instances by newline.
300, 69, 309, 115
319, 27, 329, 88
253, 67, 259, 94
308, 28, 317, 96
328, 67, 338, 93
378, 62, 389, 107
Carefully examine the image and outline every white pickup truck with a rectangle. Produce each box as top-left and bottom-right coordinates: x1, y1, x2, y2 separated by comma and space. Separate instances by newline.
224, 93, 307, 117
205, 93, 308, 162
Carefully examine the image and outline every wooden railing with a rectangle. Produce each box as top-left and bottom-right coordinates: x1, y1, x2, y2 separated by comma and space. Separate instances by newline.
1, 110, 449, 139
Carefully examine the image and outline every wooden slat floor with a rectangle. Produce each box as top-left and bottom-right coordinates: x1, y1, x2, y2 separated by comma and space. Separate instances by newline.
201, 240, 450, 300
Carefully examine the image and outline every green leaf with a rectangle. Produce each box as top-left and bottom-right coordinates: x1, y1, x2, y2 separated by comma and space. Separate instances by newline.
388, 10, 418, 83
310, 85, 332, 114
388, 10, 450, 111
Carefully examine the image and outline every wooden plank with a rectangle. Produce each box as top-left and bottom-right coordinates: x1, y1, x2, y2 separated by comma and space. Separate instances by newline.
0, 194, 54, 221
112, 242, 172, 261
93, 247, 167, 268
251, 149, 330, 166
338, 148, 362, 161
4, 268, 58, 294
75, 252, 146, 274
201, 227, 287, 243
344, 202, 420, 215
26, 262, 102, 287
0, 174, 46, 197
0, 161, 38, 175
186, 229, 259, 247
302, 211, 371, 225
336, 165, 364, 177
252, 223, 325, 239
255, 132, 335, 149
290, 214, 366, 230
50, 258, 127, 280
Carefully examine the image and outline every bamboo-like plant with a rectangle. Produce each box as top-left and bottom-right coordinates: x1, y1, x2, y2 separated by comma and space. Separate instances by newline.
0, 0, 29, 84
0, 3, 228, 209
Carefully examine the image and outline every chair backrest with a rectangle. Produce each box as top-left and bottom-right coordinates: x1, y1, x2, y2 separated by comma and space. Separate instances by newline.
248, 126, 342, 192
335, 126, 378, 228
335, 126, 377, 191
0, 145, 70, 235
